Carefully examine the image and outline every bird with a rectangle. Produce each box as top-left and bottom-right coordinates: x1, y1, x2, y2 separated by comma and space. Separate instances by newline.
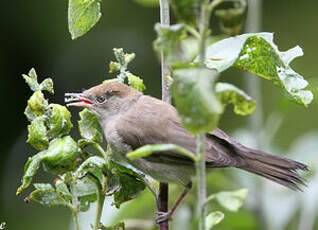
65, 82, 308, 223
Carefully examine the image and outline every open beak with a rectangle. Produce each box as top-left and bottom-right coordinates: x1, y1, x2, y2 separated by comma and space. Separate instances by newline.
65, 93, 94, 108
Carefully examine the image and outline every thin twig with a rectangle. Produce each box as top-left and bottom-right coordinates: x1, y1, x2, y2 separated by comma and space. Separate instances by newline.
158, 1, 171, 230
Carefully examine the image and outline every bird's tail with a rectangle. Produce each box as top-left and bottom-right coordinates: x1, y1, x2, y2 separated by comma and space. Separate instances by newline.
236, 145, 308, 191
208, 130, 308, 191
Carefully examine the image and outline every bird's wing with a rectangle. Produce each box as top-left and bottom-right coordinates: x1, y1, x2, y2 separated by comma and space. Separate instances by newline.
116, 95, 239, 167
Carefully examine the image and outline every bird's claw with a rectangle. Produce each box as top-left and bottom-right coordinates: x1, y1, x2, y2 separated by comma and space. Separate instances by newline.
156, 210, 173, 224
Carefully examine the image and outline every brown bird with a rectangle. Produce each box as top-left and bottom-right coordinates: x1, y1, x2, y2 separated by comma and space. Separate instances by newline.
66, 82, 307, 223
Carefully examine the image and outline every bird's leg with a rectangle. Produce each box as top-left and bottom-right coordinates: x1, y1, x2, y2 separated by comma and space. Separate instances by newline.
156, 182, 192, 224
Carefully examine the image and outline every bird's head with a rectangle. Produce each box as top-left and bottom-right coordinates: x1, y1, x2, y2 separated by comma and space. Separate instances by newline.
65, 82, 142, 121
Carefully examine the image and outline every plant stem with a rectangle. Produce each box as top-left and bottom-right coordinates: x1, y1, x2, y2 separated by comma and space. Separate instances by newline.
196, 1, 213, 230
72, 210, 80, 230
94, 192, 106, 230
196, 133, 207, 230
245, 1, 266, 229
159, 0, 171, 104
159, 1, 171, 230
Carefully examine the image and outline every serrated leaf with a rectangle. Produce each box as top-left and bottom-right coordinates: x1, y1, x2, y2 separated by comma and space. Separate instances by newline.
29, 189, 69, 207
214, 188, 248, 212
27, 117, 49, 151
39, 78, 54, 94
78, 109, 104, 143
215, 82, 256, 115
172, 67, 223, 133
42, 136, 80, 175
128, 74, 146, 92
205, 211, 224, 230
22, 68, 40, 92
16, 151, 45, 195
127, 144, 197, 162
168, 0, 204, 25
48, 104, 73, 138
201, 33, 313, 106
68, 0, 102, 39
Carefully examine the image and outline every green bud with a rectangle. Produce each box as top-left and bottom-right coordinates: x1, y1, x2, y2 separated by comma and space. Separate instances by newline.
109, 61, 121, 73
27, 91, 48, 117
42, 136, 80, 175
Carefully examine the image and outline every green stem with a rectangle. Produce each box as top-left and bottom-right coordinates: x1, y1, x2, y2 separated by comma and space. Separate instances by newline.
158, 1, 171, 230
72, 210, 80, 230
94, 192, 105, 230
196, 133, 207, 230
94, 143, 108, 160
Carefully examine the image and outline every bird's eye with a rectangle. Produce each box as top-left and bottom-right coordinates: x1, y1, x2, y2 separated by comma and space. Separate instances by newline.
97, 95, 106, 104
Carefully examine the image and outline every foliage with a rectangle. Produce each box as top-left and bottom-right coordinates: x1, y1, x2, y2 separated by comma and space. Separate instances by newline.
17, 0, 314, 229
104, 48, 146, 92
17, 68, 146, 230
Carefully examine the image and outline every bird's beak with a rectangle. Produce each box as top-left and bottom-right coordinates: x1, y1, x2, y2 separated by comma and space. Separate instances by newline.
65, 93, 94, 108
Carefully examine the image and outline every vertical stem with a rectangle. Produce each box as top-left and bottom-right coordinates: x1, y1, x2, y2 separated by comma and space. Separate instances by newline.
94, 193, 106, 230
159, 1, 170, 230
196, 2, 212, 230
245, 0, 266, 229
196, 133, 207, 230
72, 211, 80, 230
159, 0, 171, 103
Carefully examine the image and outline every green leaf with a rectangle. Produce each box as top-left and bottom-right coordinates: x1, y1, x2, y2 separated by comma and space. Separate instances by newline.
127, 144, 197, 162
22, 68, 40, 92
42, 136, 80, 174
132, 0, 158, 7
205, 211, 224, 230
113, 173, 146, 208
128, 74, 146, 92
109, 62, 121, 73
110, 161, 146, 208
55, 179, 72, 201
215, 82, 256, 115
75, 156, 106, 188
78, 109, 104, 143
72, 176, 97, 198
168, 0, 204, 25
33, 183, 54, 190
68, 0, 102, 39
26, 91, 48, 117
154, 23, 190, 67
16, 151, 45, 195
29, 188, 69, 207
172, 67, 223, 133
48, 104, 73, 138
201, 33, 313, 106
39, 78, 54, 94
214, 188, 248, 212
27, 117, 49, 151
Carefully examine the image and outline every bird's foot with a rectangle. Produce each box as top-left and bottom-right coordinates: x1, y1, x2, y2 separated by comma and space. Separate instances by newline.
156, 210, 173, 224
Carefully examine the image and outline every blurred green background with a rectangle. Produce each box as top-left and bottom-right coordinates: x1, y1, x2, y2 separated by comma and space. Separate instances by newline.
1, 0, 318, 229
